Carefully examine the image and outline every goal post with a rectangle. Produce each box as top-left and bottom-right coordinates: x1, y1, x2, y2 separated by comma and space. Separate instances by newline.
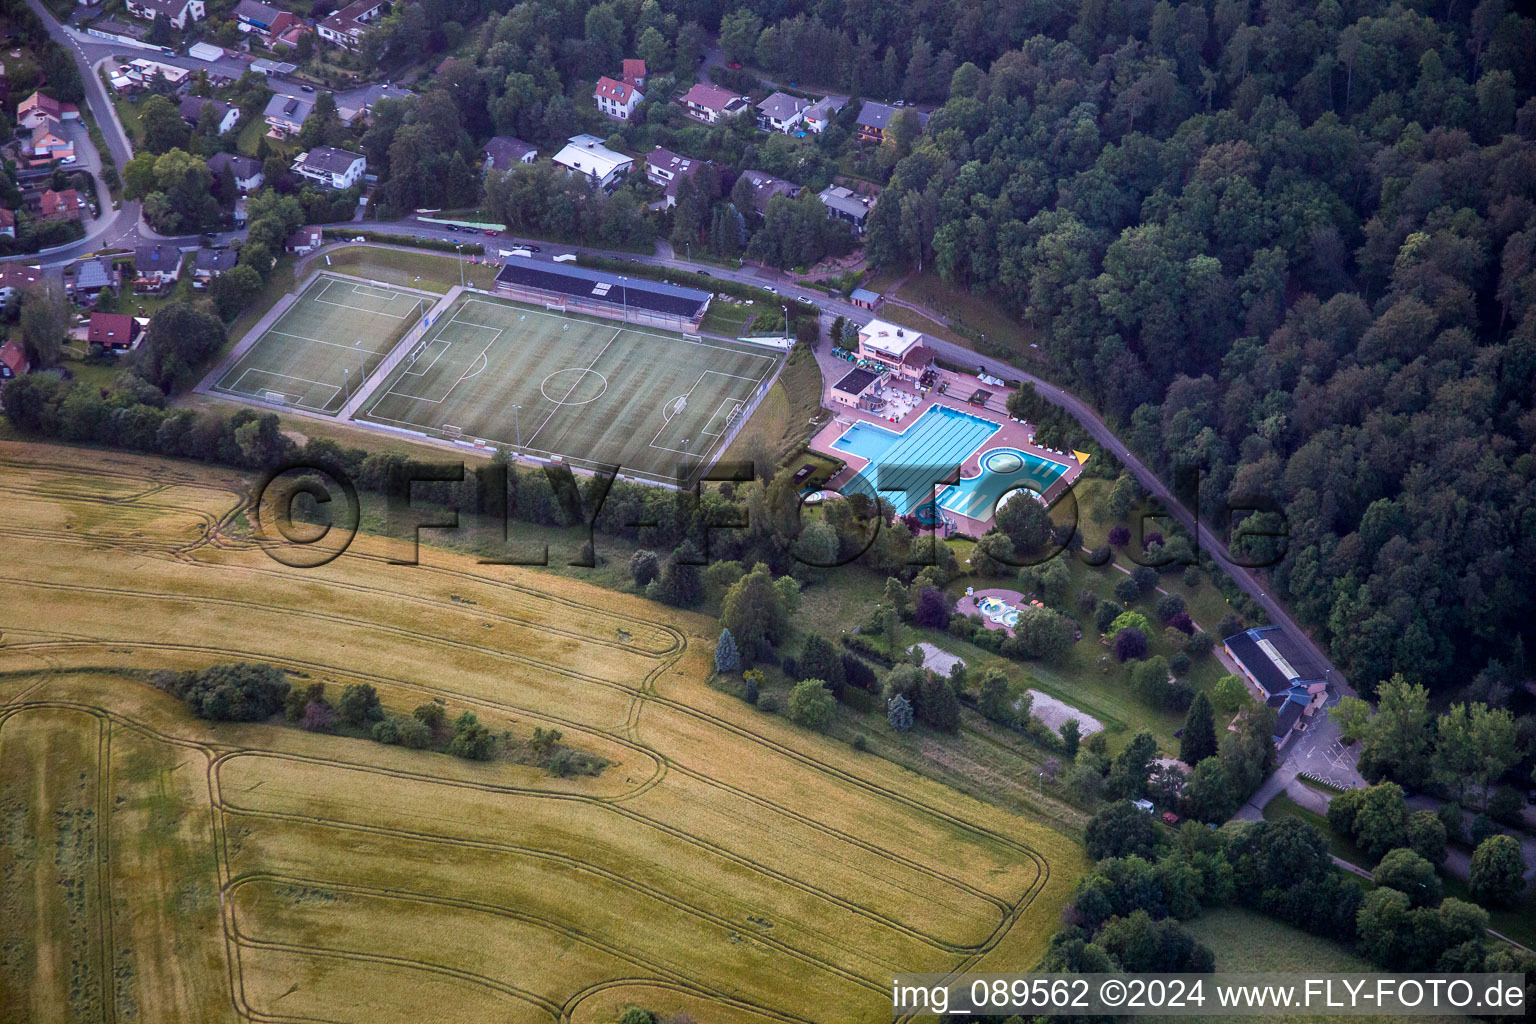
264, 390, 288, 405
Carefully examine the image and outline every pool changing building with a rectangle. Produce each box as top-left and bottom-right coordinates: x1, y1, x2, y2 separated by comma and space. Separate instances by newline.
494, 259, 712, 332
856, 319, 935, 381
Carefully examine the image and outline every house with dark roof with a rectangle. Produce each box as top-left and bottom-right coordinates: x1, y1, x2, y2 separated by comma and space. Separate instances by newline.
88, 312, 143, 351
644, 147, 705, 209
680, 82, 749, 124
0, 339, 29, 382
192, 248, 237, 288
849, 287, 881, 310
818, 184, 875, 234
831, 367, 880, 409
594, 76, 643, 120
291, 146, 366, 189
494, 259, 711, 331
133, 245, 183, 289
263, 93, 313, 139
1223, 626, 1330, 744
802, 95, 845, 134
481, 136, 536, 174
66, 258, 120, 302
207, 152, 264, 193
855, 101, 928, 143
232, 0, 279, 29
179, 95, 238, 134
756, 91, 808, 132
736, 169, 798, 214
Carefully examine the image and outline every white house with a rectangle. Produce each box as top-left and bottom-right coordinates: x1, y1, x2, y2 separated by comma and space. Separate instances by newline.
291, 146, 366, 190
756, 91, 808, 133
552, 134, 632, 190
316, 0, 383, 50
593, 76, 642, 120
207, 152, 264, 193
179, 95, 238, 135
124, 0, 205, 28
802, 95, 845, 134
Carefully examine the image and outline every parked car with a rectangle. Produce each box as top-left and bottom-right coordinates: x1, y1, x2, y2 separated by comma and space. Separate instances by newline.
60, 155, 76, 164
523, 244, 540, 252
796, 295, 812, 303
300, 84, 315, 93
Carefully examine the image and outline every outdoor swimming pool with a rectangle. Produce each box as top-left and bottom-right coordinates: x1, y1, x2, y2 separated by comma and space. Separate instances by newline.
937, 446, 1071, 521
832, 405, 999, 514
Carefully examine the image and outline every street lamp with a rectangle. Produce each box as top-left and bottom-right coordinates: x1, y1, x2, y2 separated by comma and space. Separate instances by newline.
455, 244, 464, 289
781, 304, 788, 343
512, 403, 521, 453
620, 276, 628, 323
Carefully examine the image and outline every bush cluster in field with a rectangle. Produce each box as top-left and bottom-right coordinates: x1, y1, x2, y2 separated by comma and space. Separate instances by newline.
153, 664, 605, 776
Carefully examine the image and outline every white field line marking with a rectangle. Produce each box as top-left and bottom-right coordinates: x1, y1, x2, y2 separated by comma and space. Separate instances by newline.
525, 328, 621, 449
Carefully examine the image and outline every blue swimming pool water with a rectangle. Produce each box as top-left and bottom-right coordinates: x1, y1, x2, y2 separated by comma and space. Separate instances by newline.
937, 446, 1071, 521
833, 405, 1000, 514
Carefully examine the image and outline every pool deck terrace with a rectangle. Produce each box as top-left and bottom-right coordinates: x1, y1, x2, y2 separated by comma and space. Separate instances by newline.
809, 362, 1083, 534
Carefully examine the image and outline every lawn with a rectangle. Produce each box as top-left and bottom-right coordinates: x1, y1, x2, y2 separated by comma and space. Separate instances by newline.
892, 271, 1042, 363
0, 440, 1082, 1023
322, 243, 498, 293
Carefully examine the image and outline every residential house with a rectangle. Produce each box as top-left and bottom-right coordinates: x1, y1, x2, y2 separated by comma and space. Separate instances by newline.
285, 226, 324, 254
233, 196, 248, 227
0, 339, 28, 382
802, 95, 845, 134
66, 258, 120, 303
88, 312, 142, 352
317, 0, 384, 50
124, 0, 205, 28
0, 208, 14, 239
0, 265, 43, 304
26, 118, 74, 165
192, 248, 237, 288
644, 147, 704, 209
1222, 626, 1330, 745
854, 100, 927, 143
481, 136, 536, 174
736, 169, 799, 214
291, 147, 366, 190
232, 0, 279, 30
207, 152, 264, 193
680, 83, 749, 124
621, 58, 646, 91
818, 184, 875, 234
133, 245, 182, 290
593, 76, 643, 120
551, 135, 632, 190
17, 91, 79, 130
263, 93, 313, 139
265, 12, 306, 49
179, 96, 238, 135
756, 91, 808, 133
39, 189, 85, 222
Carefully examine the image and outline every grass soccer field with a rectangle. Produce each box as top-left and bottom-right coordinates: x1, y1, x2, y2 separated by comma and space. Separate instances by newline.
0, 441, 1079, 1024
358, 294, 781, 483
212, 273, 430, 413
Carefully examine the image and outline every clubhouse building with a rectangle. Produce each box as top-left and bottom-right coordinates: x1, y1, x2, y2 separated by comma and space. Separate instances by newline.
493, 259, 712, 333
1223, 625, 1330, 744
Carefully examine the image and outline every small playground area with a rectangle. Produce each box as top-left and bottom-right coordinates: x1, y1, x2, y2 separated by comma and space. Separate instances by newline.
812, 384, 1082, 531
211, 273, 430, 413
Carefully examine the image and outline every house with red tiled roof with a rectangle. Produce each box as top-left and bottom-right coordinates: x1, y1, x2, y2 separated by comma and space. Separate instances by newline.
17, 91, 79, 129
680, 82, 749, 124
621, 58, 646, 91
88, 312, 143, 352
593, 76, 642, 120
0, 339, 29, 381
317, 0, 383, 50
0, 208, 14, 239
39, 189, 84, 222
0, 265, 43, 304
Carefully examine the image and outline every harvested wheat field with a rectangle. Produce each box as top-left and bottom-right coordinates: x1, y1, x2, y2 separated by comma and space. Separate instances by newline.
0, 440, 1081, 1024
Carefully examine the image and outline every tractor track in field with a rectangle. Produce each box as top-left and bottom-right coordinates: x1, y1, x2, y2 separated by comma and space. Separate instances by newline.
0, 451, 1064, 1021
